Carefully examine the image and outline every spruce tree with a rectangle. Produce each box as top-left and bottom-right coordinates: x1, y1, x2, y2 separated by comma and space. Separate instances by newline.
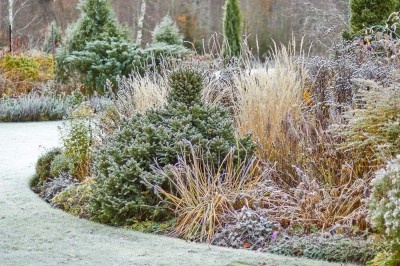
152, 15, 183, 45
89, 69, 255, 225
65, 0, 127, 53
350, 0, 398, 32
56, 0, 133, 94
222, 0, 243, 58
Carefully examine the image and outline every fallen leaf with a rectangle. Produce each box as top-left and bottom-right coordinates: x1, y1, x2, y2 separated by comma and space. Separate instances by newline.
243, 242, 252, 249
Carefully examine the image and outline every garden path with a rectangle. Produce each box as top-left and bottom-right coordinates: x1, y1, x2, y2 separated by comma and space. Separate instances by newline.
0, 122, 345, 266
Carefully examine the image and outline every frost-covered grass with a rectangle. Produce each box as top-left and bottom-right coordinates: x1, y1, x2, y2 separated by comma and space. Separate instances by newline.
152, 144, 264, 243
233, 44, 306, 175
113, 72, 169, 115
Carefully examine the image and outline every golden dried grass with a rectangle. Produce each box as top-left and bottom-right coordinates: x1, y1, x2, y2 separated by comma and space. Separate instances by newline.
150, 144, 267, 243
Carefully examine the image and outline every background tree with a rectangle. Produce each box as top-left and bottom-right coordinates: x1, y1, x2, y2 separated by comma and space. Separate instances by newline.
8, 0, 13, 52
350, 0, 398, 33
6, 0, 36, 53
152, 15, 183, 45
135, 0, 146, 46
56, 0, 132, 95
222, 0, 242, 58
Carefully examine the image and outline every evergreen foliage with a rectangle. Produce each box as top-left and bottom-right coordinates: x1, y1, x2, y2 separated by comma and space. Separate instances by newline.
60, 39, 142, 95
65, 0, 127, 53
152, 16, 183, 45
44, 21, 62, 53
143, 42, 191, 72
56, 0, 191, 95
146, 15, 190, 69
56, 0, 132, 95
267, 234, 376, 264
50, 154, 71, 178
222, 0, 243, 58
89, 69, 255, 225
349, 0, 398, 33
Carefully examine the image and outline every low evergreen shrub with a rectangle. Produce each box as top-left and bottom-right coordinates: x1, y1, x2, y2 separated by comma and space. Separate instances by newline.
267, 234, 376, 264
58, 39, 143, 95
89, 69, 254, 226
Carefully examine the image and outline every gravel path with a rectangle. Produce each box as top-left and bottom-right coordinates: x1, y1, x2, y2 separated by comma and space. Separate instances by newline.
0, 122, 346, 266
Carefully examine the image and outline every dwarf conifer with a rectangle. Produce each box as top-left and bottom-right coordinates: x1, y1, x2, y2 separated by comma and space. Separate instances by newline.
89, 69, 255, 225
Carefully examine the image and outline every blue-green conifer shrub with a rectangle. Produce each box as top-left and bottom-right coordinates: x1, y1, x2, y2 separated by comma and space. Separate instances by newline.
89, 69, 255, 225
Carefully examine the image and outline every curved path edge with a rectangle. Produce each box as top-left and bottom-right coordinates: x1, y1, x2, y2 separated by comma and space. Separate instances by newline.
0, 122, 347, 266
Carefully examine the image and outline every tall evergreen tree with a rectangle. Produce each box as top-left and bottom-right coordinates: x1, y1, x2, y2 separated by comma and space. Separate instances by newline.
56, 0, 132, 95
222, 0, 243, 58
66, 0, 127, 52
350, 0, 398, 32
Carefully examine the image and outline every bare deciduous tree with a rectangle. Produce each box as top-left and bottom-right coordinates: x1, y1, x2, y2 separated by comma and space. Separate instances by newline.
136, 0, 146, 46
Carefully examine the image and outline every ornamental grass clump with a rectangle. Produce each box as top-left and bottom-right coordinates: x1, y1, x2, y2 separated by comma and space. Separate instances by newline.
233, 42, 307, 185
331, 81, 400, 176
218, 40, 379, 232
114, 72, 169, 116
97, 72, 169, 134
89, 69, 254, 226
151, 145, 264, 243
368, 156, 400, 265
